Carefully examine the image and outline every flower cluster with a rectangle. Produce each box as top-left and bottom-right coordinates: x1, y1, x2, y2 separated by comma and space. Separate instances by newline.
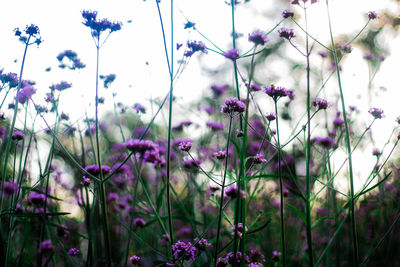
312, 98, 328, 110
57, 50, 85, 70
278, 27, 295, 40
14, 24, 42, 46
248, 30, 268, 46
81, 10, 122, 39
338, 42, 352, 53
184, 40, 207, 57
17, 80, 36, 104
282, 9, 294, 18
264, 84, 288, 101
230, 223, 248, 238
68, 248, 79, 256
221, 97, 245, 114
171, 240, 197, 261
100, 74, 116, 88
367, 11, 378, 20
178, 140, 192, 152
211, 84, 229, 98
129, 255, 142, 265
50, 81, 72, 91
369, 108, 384, 119
0, 71, 18, 88
223, 48, 240, 60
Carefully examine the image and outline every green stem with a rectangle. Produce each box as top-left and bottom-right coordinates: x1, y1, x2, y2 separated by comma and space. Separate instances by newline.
275, 100, 286, 267
304, 7, 314, 266
326, 1, 359, 266
213, 116, 233, 266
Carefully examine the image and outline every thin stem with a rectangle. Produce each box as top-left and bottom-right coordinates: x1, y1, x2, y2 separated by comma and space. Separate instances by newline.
326, 1, 359, 266
213, 116, 233, 266
275, 100, 286, 267
304, 7, 314, 266
94, 40, 112, 267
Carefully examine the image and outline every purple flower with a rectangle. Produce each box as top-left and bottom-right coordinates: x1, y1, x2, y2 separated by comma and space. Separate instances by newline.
333, 116, 344, 128
1, 72, 18, 88
369, 108, 384, 119
172, 240, 197, 261
211, 84, 229, 98
266, 112, 276, 121
194, 238, 211, 250
338, 42, 352, 53
99, 73, 116, 88
25, 24, 40, 35
12, 130, 25, 141
17, 81, 36, 104
364, 52, 374, 61
278, 27, 295, 40
185, 40, 207, 56
133, 103, 146, 114
226, 251, 250, 264
27, 191, 46, 206
124, 139, 157, 153
221, 97, 245, 114
272, 250, 281, 262
367, 11, 378, 20
248, 30, 268, 46
81, 176, 91, 186
206, 121, 224, 131
223, 48, 240, 60
129, 255, 142, 265
216, 257, 228, 267
178, 140, 192, 152
81, 10, 122, 37
3, 181, 18, 196
225, 185, 244, 198
107, 192, 119, 202
250, 249, 266, 264
68, 248, 79, 256
318, 51, 328, 58
312, 98, 328, 110
230, 223, 248, 238
214, 150, 226, 160
250, 83, 262, 91
282, 9, 294, 18
264, 84, 288, 101
133, 218, 147, 228
50, 81, 72, 91
372, 148, 381, 156
253, 153, 266, 164
314, 136, 335, 149
40, 240, 53, 253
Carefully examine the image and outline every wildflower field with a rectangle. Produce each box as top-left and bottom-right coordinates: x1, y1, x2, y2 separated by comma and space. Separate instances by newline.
1, 0, 400, 266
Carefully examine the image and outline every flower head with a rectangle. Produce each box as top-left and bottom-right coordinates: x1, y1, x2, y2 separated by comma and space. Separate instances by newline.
172, 240, 197, 261
133, 218, 147, 228
266, 112, 276, 121
12, 130, 25, 141
81, 10, 122, 39
248, 30, 268, 46
129, 255, 142, 265
278, 27, 295, 40
223, 48, 240, 60
68, 248, 79, 256
50, 81, 72, 91
312, 98, 328, 110
185, 40, 207, 57
369, 108, 384, 119
264, 84, 288, 101
282, 9, 294, 18
367, 11, 378, 20
178, 140, 192, 152
40, 240, 53, 253
221, 97, 245, 114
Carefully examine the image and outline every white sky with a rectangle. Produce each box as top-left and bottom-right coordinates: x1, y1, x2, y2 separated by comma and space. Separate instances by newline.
1, 0, 399, 191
